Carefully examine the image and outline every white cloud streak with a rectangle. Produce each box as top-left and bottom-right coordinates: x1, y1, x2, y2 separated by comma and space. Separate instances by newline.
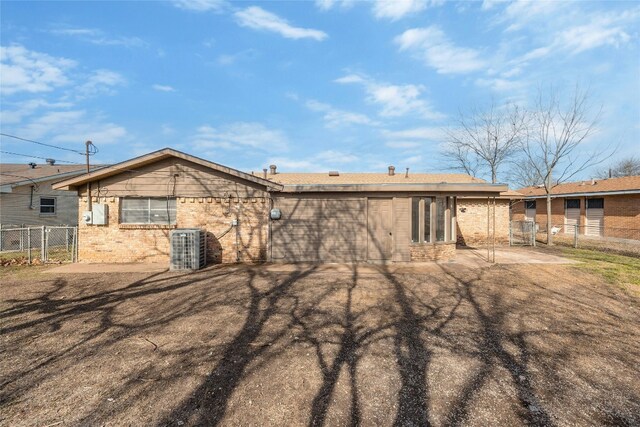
395, 26, 486, 74
305, 99, 377, 128
152, 84, 176, 92
191, 122, 289, 152
234, 7, 328, 41
335, 73, 444, 120
172, 0, 227, 12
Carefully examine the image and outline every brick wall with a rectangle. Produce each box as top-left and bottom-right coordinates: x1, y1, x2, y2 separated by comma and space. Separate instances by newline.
456, 198, 510, 246
409, 243, 456, 261
604, 194, 640, 239
78, 196, 269, 264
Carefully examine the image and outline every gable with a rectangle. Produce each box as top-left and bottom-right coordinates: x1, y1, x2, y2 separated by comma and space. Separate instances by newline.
75, 157, 269, 198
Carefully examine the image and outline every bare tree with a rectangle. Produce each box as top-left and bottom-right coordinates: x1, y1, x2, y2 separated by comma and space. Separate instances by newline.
443, 102, 528, 183
520, 85, 606, 245
507, 160, 544, 188
596, 156, 640, 178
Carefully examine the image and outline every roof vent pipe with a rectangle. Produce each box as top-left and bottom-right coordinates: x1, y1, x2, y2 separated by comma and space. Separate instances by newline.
269, 164, 277, 175
388, 165, 395, 176
46, 158, 55, 165
591, 178, 596, 185
405, 167, 409, 178
28, 162, 37, 169
263, 168, 268, 179
329, 171, 339, 176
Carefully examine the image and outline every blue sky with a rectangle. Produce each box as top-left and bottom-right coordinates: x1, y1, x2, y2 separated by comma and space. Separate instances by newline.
1, 0, 639, 183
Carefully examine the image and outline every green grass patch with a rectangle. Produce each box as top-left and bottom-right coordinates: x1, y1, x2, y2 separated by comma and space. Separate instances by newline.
560, 247, 640, 288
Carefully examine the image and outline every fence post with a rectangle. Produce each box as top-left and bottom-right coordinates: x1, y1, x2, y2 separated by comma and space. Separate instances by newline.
532, 223, 536, 247
72, 226, 78, 263
509, 221, 513, 246
574, 224, 578, 248
41, 226, 46, 263
20, 228, 24, 252
28, 228, 32, 265
0, 224, 3, 252
66, 228, 69, 251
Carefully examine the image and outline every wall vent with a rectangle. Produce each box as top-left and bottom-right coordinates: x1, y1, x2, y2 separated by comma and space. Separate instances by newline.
328, 171, 339, 176
170, 228, 206, 271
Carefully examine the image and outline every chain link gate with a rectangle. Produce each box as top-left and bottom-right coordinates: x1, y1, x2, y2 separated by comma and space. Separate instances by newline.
509, 220, 536, 246
0, 226, 77, 264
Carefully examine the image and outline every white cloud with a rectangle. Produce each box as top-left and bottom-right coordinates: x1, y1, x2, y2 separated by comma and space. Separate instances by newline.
305, 99, 377, 128
335, 73, 444, 120
558, 19, 632, 54
172, 0, 226, 12
372, 0, 443, 20
384, 140, 422, 149
315, 0, 356, 11
381, 127, 444, 140
0, 99, 74, 124
395, 26, 486, 74
234, 7, 328, 41
50, 27, 147, 48
16, 110, 127, 145
76, 70, 126, 98
0, 45, 75, 95
315, 150, 359, 164
191, 122, 288, 152
152, 84, 176, 92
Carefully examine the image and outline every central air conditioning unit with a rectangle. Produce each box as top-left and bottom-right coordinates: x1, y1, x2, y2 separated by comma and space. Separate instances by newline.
169, 228, 207, 271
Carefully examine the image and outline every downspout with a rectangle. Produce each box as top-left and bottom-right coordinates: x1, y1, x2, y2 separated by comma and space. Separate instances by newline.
29, 185, 35, 210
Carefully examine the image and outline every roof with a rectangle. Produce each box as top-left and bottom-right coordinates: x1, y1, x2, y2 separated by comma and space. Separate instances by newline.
52, 148, 284, 191
518, 175, 640, 198
0, 164, 92, 192
269, 172, 487, 185
268, 172, 508, 194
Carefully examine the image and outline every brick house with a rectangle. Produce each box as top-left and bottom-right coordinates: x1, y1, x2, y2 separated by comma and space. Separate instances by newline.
53, 148, 512, 264
512, 176, 640, 239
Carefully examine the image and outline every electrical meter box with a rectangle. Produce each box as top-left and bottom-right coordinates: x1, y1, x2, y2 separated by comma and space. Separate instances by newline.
84, 204, 108, 225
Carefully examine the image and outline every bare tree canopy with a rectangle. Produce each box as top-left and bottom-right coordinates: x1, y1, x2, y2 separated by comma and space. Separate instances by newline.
596, 156, 640, 178
443, 102, 527, 183
520, 84, 606, 245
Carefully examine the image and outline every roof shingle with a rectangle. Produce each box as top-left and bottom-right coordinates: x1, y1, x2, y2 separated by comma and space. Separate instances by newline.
518, 175, 640, 197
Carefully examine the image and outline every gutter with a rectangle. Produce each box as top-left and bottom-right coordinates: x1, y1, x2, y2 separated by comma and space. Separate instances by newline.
519, 189, 640, 199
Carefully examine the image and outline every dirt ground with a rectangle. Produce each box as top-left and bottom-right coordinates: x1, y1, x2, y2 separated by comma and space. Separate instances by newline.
1, 256, 639, 426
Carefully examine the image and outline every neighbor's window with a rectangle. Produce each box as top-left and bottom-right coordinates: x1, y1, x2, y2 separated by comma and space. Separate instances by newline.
40, 197, 56, 215
525, 200, 536, 210
587, 198, 604, 209
120, 197, 177, 224
566, 199, 580, 209
411, 196, 454, 243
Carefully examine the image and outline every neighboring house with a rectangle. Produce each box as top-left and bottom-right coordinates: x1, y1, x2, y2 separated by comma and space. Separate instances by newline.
53, 148, 510, 264
512, 176, 640, 239
0, 162, 94, 227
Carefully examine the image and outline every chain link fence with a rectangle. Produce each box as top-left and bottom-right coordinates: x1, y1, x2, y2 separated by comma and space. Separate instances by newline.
534, 224, 640, 257
0, 226, 77, 265
509, 221, 536, 246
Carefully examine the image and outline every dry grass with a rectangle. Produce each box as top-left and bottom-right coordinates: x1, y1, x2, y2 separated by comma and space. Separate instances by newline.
1, 259, 639, 426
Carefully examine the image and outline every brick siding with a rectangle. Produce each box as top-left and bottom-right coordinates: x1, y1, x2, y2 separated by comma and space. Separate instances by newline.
409, 242, 456, 261
456, 198, 510, 246
78, 196, 268, 264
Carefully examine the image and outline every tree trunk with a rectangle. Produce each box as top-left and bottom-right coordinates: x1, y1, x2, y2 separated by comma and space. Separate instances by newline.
546, 192, 553, 245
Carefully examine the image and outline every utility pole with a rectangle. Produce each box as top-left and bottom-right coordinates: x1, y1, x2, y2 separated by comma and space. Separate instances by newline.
86, 140, 92, 211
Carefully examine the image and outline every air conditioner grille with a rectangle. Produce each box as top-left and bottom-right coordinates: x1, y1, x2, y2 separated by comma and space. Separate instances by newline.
170, 228, 206, 271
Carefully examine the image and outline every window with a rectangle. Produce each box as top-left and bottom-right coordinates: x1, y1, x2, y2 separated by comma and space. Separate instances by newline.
411, 196, 454, 243
525, 200, 536, 210
40, 197, 56, 215
120, 197, 176, 224
436, 197, 446, 242
587, 198, 604, 209
566, 199, 580, 209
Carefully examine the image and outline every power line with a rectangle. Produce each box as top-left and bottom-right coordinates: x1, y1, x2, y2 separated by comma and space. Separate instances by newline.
0, 150, 80, 164
0, 133, 90, 156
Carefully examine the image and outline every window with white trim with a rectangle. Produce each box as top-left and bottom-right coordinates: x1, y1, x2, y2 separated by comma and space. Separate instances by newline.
40, 197, 56, 215
120, 197, 177, 224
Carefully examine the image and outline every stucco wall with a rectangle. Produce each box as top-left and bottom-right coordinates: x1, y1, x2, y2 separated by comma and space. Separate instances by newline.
456, 198, 510, 246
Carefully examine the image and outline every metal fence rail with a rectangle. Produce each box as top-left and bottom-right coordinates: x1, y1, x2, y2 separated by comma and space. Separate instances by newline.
532, 223, 640, 257
0, 226, 77, 264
